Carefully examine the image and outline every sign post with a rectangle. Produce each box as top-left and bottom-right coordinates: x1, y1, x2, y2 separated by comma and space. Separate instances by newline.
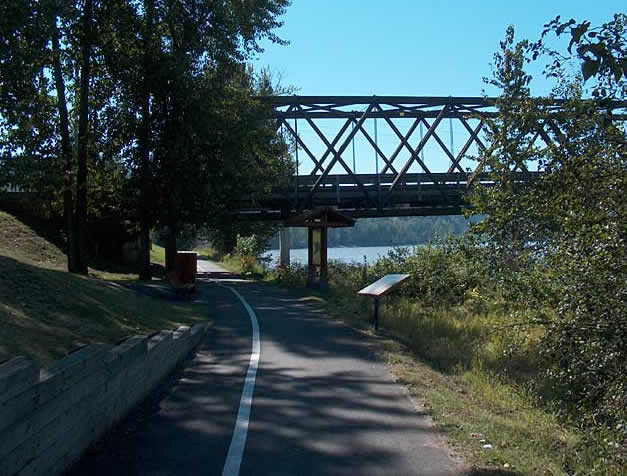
358, 274, 411, 331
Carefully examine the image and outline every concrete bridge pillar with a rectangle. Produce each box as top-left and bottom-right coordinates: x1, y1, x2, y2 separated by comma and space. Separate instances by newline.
279, 227, 290, 267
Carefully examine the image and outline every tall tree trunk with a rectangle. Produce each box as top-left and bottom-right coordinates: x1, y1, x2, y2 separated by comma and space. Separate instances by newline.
139, 226, 151, 276
221, 214, 236, 254
74, 0, 93, 274
138, 0, 155, 280
165, 223, 177, 273
50, 12, 78, 272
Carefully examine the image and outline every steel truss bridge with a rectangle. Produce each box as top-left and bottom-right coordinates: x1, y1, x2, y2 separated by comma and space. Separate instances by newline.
236, 95, 624, 220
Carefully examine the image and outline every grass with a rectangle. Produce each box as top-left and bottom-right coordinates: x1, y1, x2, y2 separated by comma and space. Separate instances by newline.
264, 263, 622, 475
150, 244, 165, 265
0, 211, 208, 365
88, 244, 167, 281
381, 342, 576, 475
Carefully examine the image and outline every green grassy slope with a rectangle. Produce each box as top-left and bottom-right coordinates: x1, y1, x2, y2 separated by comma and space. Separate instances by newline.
0, 211, 207, 364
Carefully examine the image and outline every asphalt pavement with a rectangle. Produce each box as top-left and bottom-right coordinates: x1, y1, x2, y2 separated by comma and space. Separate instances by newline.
70, 260, 463, 476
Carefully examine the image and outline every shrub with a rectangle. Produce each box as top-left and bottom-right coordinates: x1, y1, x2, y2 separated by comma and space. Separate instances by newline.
369, 235, 490, 308
273, 263, 308, 287
234, 234, 266, 258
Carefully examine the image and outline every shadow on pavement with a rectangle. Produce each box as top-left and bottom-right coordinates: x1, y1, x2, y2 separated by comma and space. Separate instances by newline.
69, 276, 467, 476
197, 271, 244, 281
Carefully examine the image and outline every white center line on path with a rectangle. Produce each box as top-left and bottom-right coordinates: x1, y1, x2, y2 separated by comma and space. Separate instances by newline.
217, 283, 261, 476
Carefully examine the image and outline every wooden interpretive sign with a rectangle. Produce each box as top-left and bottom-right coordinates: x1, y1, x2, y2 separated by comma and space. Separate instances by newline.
358, 274, 411, 298
358, 274, 411, 331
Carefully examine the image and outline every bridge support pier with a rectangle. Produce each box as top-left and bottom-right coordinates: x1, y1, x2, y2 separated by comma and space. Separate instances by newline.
279, 227, 290, 267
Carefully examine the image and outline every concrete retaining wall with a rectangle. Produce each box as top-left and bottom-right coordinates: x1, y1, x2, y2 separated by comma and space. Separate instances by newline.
0, 322, 209, 476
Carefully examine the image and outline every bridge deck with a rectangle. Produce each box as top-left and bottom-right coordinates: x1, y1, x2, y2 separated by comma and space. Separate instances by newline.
236, 171, 539, 219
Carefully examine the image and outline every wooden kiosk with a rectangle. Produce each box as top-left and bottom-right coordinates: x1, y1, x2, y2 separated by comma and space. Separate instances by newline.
291, 207, 355, 289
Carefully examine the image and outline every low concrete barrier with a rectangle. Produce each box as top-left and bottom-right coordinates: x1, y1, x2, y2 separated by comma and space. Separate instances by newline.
0, 322, 209, 476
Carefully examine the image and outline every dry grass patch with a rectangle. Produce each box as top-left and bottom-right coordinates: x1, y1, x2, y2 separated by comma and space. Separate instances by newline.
0, 211, 208, 365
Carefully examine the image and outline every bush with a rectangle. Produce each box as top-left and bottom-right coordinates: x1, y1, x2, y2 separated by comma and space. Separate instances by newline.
369, 235, 490, 308
238, 254, 257, 275
234, 234, 266, 258
273, 263, 308, 287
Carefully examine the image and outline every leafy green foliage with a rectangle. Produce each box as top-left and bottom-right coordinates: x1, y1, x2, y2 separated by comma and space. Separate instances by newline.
273, 234, 491, 310
0, 0, 292, 275
367, 235, 489, 307
471, 20, 627, 452
234, 233, 269, 259
233, 233, 273, 274
122, 1, 291, 271
0, 0, 64, 214
271, 262, 308, 287
530, 13, 626, 97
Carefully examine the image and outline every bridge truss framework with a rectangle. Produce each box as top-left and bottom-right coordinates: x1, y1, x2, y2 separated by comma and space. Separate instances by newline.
237, 95, 624, 220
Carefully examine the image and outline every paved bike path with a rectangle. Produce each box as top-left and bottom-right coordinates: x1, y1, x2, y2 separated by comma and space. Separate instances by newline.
71, 261, 462, 475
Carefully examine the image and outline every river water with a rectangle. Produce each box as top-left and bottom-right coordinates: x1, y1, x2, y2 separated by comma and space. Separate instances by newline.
263, 245, 417, 267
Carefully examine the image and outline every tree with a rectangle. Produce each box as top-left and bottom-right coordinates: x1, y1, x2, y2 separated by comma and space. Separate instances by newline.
470, 26, 553, 302
470, 20, 626, 441
137, 0, 156, 280
1, 0, 291, 277
126, 0, 290, 275
0, 2, 60, 225
73, 0, 93, 274
0, 0, 125, 273
49, 1, 77, 271
530, 13, 626, 98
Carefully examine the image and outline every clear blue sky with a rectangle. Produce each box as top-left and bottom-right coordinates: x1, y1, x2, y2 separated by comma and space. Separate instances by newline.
254, 1, 624, 96
252, 2, 624, 174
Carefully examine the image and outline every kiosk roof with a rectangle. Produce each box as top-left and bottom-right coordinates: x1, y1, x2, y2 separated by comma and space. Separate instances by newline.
289, 207, 355, 228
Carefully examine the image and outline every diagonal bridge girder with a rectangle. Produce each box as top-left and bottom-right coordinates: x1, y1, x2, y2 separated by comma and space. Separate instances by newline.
241, 95, 626, 220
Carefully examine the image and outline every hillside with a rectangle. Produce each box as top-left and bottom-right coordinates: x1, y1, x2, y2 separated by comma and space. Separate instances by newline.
0, 211, 67, 269
0, 211, 206, 365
